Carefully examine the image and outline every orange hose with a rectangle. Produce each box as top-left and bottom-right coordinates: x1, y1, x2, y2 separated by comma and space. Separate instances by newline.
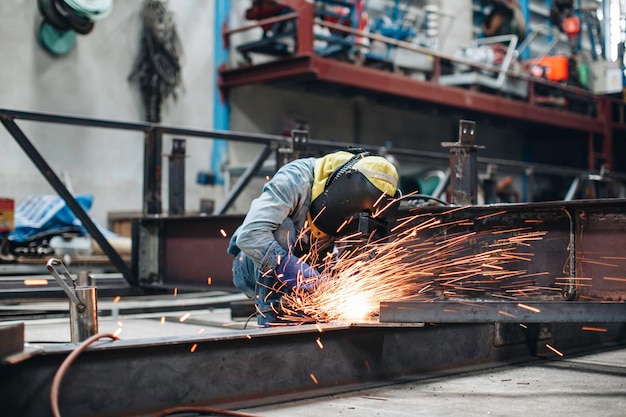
50, 333, 119, 417
50, 333, 258, 417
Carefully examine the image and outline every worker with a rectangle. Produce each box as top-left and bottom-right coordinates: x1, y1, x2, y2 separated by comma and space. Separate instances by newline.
482, 0, 526, 42
227, 149, 400, 327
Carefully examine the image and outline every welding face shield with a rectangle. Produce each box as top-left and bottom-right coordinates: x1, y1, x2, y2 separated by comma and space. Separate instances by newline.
309, 153, 400, 238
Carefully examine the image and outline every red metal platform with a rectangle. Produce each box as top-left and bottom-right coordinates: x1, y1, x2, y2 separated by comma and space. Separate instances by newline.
218, 0, 626, 170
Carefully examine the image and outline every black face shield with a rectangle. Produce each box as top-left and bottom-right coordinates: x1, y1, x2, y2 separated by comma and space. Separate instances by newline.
309, 167, 400, 237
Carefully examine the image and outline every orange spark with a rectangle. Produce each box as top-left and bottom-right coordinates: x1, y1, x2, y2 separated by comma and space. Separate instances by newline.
336, 219, 349, 234
113, 328, 123, 337
315, 337, 324, 349
190, 344, 198, 353
113, 295, 121, 303
582, 326, 607, 332
179, 312, 191, 322
310, 373, 319, 384
246, 334, 252, 339
545, 344, 564, 357
207, 277, 212, 285
554, 277, 592, 280
116, 320, 124, 327
498, 310, 517, 318
160, 316, 165, 325
198, 328, 205, 334
475, 210, 507, 220
517, 303, 541, 313
581, 259, 618, 267
315, 323, 323, 333
603, 277, 626, 282
219, 228, 228, 238
23, 279, 48, 286
280, 210, 549, 324
174, 288, 178, 297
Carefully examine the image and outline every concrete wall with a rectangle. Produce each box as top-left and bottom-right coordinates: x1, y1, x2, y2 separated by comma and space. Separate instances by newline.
0, 0, 219, 225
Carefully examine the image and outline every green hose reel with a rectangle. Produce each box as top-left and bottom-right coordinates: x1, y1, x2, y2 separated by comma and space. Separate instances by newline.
37, 0, 114, 56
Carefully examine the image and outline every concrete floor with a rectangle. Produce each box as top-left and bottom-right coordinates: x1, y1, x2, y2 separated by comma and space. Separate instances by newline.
242, 348, 626, 417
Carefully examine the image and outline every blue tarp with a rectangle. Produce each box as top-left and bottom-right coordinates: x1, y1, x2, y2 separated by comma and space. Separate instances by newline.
8, 194, 93, 242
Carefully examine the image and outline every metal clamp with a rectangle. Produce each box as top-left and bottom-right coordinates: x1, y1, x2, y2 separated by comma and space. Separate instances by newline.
47, 258, 98, 342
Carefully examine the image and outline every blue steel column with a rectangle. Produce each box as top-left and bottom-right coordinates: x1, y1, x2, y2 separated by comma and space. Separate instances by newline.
519, 0, 530, 197
518, 0, 530, 59
212, 0, 231, 186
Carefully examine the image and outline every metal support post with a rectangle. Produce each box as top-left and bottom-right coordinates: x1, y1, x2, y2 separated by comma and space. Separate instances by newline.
216, 144, 274, 214
168, 138, 186, 215
482, 163, 498, 204
143, 127, 162, 215
441, 120, 483, 205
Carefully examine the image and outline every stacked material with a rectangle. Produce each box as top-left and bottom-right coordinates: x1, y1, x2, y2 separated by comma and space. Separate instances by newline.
37, 0, 114, 55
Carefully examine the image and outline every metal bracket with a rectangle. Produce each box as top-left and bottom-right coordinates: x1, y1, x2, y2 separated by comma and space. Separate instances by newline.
47, 258, 98, 342
278, 129, 309, 155
441, 120, 484, 205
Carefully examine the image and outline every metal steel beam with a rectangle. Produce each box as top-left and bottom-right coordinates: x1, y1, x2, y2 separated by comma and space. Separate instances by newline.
143, 127, 162, 215
168, 138, 186, 215
216, 144, 274, 215
219, 54, 606, 133
2, 108, 624, 180
1, 322, 623, 417
380, 301, 626, 323
0, 108, 290, 145
392, 199, 626, 302
136, 214, 244, 289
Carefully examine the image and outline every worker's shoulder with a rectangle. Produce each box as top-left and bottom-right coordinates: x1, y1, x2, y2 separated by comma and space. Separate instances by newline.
278, 157, 316, 176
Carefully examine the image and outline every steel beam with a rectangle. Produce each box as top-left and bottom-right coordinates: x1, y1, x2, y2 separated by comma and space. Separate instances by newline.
136, 214, 244, 289
143, 127, 162, 215
1, 322, 623, 417
216, 144, 274, 215
219, 54, 606, 133
168, 138, 186, 215
2, 108, 624, 180
380, 301, 626, 323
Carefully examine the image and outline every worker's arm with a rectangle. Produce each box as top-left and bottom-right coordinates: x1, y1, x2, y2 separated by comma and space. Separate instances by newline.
235, 158, 315, 275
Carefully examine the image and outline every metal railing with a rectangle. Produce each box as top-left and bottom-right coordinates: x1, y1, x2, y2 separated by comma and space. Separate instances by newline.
2, 108, 625, 285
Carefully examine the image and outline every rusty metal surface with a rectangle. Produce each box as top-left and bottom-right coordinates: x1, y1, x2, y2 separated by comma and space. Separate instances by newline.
381, 199, 626, 324
136, 215, 244, 290
380, 300, 626, 323
219, 54, 606, 134
0, 323, 24, 359
0, 322, 623, 417
395, 199, 626, 302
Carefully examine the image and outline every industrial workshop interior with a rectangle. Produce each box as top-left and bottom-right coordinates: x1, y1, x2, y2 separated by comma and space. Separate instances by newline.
1, 0, 626, 416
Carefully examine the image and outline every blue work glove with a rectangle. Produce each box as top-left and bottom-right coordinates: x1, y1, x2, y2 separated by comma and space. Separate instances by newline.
276, 254, 320, 291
